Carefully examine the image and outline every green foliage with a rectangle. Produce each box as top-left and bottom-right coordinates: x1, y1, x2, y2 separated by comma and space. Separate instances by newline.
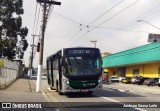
0, 0, 28, 59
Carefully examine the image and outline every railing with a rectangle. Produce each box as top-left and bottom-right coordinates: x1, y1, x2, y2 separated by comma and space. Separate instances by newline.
0, 59, 23, 89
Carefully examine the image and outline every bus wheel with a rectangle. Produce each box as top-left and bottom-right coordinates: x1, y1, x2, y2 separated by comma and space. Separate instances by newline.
58, 84, 63, 95
50, 87, 55, 90
58, 88, 63, 95
56, 81, 58, 92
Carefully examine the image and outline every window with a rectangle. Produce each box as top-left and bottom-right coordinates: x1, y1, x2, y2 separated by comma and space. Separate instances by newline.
133, 69, 139, 75
158, 67, 160, 76
53, 59, 58, 70
65, 56, 101, 76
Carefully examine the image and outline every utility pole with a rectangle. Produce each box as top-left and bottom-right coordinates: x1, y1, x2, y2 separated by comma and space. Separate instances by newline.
28, 35, 39, 79
36, 0, 61, 92
90, 40, 97, 48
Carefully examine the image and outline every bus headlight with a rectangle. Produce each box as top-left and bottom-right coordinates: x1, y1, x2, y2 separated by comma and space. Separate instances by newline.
63, 79, 69, 85
98, 78, 102, 83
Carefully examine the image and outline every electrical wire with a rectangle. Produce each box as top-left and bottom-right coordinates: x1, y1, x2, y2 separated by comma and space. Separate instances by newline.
101, 4, 160, 50
88, 0, 124, 26
95, 0, 140, 28
53, 12, 82, 25
64, 0, 125, 47
68, 0, 141, 46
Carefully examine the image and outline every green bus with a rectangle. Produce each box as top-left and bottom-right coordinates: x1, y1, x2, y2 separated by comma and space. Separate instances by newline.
46, 47, 103, 95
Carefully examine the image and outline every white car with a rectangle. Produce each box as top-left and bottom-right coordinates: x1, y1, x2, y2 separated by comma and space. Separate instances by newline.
109, 76, 119, 82
119, 77, 125, 82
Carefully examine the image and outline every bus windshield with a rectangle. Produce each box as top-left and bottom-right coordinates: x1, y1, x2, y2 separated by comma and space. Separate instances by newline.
64, 56, 102, 76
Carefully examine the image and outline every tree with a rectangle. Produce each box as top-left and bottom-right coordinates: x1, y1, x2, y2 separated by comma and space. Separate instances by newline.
0, 0, 28, 59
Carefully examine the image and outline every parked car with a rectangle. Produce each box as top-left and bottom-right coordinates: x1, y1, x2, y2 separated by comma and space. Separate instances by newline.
158, 79, 160, 87
135, 76, 146, 85
131, 76, 140, 84
109, 76, 119, 82
119, 77, 126, 82
122, 77, 131, 84
144, 78, 159, 86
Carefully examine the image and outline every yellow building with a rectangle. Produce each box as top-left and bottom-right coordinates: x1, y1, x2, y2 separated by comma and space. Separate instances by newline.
102, 43, 160, 78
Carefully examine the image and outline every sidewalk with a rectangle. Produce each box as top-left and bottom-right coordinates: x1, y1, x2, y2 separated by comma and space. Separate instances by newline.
0, 76, 48, 102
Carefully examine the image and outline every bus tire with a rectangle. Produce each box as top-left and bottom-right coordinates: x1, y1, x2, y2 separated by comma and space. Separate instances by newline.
50, 87, 55, 90
58, 83, 63, 95
56, 81, 58, 92
56, 81, 63, 95
58, 88, 63, 95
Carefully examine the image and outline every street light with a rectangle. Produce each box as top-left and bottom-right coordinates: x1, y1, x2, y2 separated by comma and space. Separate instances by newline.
137, 20, 160, 30
90, 40, 97, 48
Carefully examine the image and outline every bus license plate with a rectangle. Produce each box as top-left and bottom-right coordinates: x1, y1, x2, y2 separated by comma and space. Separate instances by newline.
81, 89, 89, 92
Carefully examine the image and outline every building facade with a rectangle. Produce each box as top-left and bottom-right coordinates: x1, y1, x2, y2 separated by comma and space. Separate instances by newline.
102, 43, 160, 78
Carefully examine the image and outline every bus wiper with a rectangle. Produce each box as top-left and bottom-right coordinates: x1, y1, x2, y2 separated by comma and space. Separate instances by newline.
74, 56, 80, 65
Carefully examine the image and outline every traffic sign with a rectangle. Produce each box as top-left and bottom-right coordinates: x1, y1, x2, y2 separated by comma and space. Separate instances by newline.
148, 33, 160, 42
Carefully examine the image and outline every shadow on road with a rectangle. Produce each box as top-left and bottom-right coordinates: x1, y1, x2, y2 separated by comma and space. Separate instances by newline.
94, 88, 145, 97
66, 92, 99, 98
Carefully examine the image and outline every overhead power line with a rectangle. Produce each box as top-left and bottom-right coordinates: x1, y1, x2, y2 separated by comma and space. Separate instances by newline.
68, 0, 140, 46
88, 0, 124, 25
96, 0, 140, 27
65, 0, 125, 47
53, 12, 82, 25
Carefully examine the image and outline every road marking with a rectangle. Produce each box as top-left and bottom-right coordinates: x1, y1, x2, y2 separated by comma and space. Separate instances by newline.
55, 109, 61, 111
118, 89, 125, 92
95, 94, 147, 111
32, 80, 50, 102
104, 89, 114, 91
134, 108, 147, 111
101, 96, 120, 102
41, 89, 48, 99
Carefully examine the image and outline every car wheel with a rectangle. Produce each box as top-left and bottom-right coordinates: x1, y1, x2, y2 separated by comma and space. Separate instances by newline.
152, 83, 155, 86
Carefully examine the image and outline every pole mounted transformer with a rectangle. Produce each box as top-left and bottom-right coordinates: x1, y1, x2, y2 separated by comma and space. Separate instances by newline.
36, 0, 61, 92
37, 0, 61, 5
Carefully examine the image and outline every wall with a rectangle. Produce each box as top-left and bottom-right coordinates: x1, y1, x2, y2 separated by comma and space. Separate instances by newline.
0, 59, 23, 89
125, 62, 160, 78
143, 62, 160, 78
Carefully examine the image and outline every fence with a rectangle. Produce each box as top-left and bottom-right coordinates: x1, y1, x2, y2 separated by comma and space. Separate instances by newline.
0, 59, 23, 89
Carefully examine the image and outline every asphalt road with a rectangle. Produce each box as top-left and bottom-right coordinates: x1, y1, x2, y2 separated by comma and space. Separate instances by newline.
36, 76, 160, 111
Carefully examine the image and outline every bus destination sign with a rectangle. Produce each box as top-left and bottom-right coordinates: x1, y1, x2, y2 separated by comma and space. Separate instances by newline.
66, 49, 96, 55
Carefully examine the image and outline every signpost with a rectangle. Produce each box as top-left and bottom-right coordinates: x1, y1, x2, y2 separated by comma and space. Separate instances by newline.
148, 33, 160, 42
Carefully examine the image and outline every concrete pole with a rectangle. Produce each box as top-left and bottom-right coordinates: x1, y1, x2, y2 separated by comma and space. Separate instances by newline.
36, 2, 46, 92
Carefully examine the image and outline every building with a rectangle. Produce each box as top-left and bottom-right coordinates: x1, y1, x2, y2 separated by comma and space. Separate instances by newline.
102, 43, 160, 78
101, 52, 111, 57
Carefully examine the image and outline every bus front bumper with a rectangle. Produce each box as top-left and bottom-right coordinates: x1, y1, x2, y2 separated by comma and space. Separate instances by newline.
62, 82, 103, 93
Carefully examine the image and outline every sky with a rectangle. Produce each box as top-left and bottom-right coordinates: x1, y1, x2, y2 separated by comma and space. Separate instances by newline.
22, 0, 160, 68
